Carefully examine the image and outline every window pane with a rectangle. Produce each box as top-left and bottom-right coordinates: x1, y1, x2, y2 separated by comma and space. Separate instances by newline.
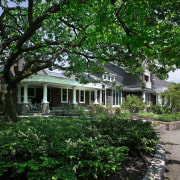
102, 90, 105, 105
119, 92, 121, 105
116, 91, 119, 105
91, 91, 95, 101
62, 89, 67, 102
80, 90, 84, 102
113, 90, 116, 105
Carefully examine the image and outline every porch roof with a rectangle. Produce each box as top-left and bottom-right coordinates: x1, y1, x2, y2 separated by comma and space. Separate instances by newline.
22, 74, 103, 90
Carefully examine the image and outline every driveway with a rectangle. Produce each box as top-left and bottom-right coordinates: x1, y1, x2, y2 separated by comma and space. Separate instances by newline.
160, 129, 180, 180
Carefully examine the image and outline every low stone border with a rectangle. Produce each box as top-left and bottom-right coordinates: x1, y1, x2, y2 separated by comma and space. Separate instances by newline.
143, 140, 166, 180
153, 121, 180, 131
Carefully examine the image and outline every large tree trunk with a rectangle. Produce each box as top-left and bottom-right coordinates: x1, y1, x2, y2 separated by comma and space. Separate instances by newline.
2, 84, 18, 122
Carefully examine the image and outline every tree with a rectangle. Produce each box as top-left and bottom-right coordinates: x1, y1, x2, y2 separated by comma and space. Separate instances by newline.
161, 83, 180, 113
0, 0, 179, 122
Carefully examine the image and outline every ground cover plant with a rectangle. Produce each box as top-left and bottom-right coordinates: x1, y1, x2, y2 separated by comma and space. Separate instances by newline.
0, 116, 157, 180
138, 112, 180, 122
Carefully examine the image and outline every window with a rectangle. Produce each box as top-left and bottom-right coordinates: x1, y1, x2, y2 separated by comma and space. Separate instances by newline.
102, 90, 105, 105
119, 92, 122, 105
144, 75, 149, 82
116, 91, 119, 105
79, 90, 85, 103
113, 90, 116, 105
103, 74, 115, 81
90, 91, 95, 103
145, 93, 150, 106
61, 88, 68, 103
112, 90, 121, 106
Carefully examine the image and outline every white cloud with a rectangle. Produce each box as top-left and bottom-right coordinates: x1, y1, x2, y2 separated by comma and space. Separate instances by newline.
167, 69, 180, 83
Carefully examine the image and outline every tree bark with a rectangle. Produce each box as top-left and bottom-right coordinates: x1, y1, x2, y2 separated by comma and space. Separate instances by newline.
2, 84, 18, 122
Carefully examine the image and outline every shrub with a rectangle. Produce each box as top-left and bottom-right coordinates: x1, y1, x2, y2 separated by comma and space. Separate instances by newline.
122, 95, 146, 113
92, 117, 158, 155
0, 117, 129, 180
0, 117, 157, 179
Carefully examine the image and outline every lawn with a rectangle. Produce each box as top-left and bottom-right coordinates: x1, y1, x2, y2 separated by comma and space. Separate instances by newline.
0, 116, 157, 180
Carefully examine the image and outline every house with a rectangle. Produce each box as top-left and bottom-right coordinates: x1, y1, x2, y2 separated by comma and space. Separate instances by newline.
0, 63, 169, 115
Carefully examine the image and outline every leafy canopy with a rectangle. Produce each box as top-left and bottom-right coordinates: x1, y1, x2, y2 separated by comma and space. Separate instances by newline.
0, 0, 179, 85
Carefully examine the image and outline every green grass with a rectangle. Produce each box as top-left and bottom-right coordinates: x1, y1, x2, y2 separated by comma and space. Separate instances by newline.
138, 112, 180, 122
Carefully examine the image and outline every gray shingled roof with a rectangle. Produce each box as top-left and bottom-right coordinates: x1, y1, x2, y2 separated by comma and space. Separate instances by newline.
101, 63, 142, 88
152, 75, 169, 88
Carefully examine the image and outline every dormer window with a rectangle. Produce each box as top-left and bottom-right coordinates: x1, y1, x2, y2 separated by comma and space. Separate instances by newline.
144, 75, 149, 82
103, 74, 115, 81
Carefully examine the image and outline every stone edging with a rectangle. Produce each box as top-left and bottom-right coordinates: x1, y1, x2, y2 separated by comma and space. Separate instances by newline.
143, 140, 166, 180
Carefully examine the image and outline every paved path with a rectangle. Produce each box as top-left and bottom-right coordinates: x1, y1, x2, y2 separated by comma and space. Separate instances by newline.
160, 130, 180, 180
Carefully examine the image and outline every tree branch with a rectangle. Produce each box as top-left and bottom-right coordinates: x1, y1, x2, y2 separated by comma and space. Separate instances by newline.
28, 0, 34, 26
14, 48, 66, 83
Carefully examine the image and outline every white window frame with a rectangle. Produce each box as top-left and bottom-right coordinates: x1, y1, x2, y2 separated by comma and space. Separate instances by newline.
79, 90, 85, 103
112, 90, 122, 106
102, 74, 115, 82
145, 93, 150, 106
61, 88, 68, 103
90, 91, 95, 103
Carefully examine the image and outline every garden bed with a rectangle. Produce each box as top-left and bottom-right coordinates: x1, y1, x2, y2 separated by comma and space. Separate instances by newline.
0, 116, 157, 180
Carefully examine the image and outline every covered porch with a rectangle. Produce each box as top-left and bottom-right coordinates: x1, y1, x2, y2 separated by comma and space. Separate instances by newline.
17, 75, 104, 115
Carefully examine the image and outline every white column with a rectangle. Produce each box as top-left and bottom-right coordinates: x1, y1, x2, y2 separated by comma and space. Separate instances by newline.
94, 89, 98, 104
17, 86, 21, 104
157, 93, 162, 105
120, 91, 122, 105
72, 87, 77, 104
142, 91, 146, 103
43, 84, 48, 103
23, 84, 29, 103
100, 90, 102, 104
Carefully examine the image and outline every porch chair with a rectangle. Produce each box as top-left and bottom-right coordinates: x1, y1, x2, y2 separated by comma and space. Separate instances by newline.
28, 99, 38, 110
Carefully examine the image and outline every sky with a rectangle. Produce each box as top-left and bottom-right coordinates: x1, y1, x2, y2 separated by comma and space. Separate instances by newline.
167, 69, 180, 83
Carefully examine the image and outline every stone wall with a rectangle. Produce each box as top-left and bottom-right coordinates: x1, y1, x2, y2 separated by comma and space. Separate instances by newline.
152, 121, 180, 135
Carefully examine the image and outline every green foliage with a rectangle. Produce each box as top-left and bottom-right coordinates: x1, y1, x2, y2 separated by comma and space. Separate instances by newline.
146, 104, 171, 114
93, 117, 158, 155
0, 116, 157, 179
0, 117, 128, 179
160, 83, 180, 113
122, 95, 146, 113
139, 112, 180, 122
89, 104, 132, 119
74, 106, 86, 118
1, 0, 180, 122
